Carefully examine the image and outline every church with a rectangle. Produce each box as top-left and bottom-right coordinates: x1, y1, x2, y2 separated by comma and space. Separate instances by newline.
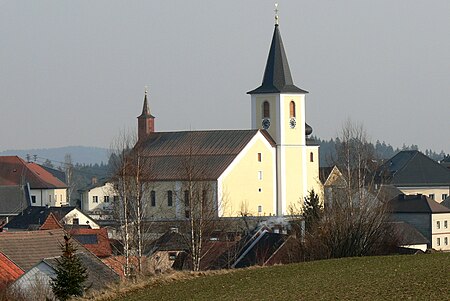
134, 19, 321, 219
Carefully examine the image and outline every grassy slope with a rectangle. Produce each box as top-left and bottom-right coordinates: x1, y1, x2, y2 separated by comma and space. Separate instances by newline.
112, 253, 450, 301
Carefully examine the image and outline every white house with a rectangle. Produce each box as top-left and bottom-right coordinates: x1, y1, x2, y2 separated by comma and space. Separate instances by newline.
79, 179, 117, 220
389, 194, 450, 251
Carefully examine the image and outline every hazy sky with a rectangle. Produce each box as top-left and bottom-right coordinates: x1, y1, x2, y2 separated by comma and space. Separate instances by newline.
1, 1, 449, 153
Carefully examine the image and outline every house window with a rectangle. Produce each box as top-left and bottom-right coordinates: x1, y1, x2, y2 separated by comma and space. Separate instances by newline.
263, 101, 270, 118
429, 194, 435, 200
49, 195, 52, 203
437, 237, 441, 246
443, 194, 448, 201
168, 252, 177, 261
167, 191, 173, 207
289, 101, 296, 118
445, 237, 449, 246
184, 190, 189, 207
31, 196, 36, 204
258, 153, 262, 162
104, 196, 110, 203
93, 196, 98, 203
258, 171, 263, 180
436, 221, 440, 229
113, 196, 118, 203
151, 190, 156, 207
258, 188, 262, 192
258, 205, 262, 213
445, 221, 448, 229
310, 152, 314, 162
73, 218, 79, 225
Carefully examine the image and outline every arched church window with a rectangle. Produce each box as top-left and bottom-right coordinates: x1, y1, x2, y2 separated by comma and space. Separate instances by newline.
310, 152, 314, 162
263, 101, 270, 118
290, 101, 296, 118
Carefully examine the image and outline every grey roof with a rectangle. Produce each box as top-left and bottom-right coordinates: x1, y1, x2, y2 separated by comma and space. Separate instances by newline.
389, 221, 429, 245
0, 185, 30, 216
441, 196, 450, 209
0, 229, 80, 271
135, 130, 274, 180
376, 185, 403, 203
5, 206, 76, 230
388, 194, 450, 214
146, 230, 189, 255
248, 24, 308, 95
379, 150, 450, 187
79, 177, 110, 192
44, 252, 119, 291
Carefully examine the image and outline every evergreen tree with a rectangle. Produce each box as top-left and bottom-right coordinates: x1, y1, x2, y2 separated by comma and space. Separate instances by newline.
51, 235, 88, 301
302, 189, 323, 233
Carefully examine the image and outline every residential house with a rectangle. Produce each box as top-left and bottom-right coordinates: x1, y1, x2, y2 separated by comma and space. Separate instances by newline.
78, 178, 117, 219
13, 252, 119, 296
388, 194, 450, 251
0, 156, 68, 207
145, 229, 189, 273
0, 228, 118, 296
319, 166, 347, 207
128, 21, 322, 220
378, 151, 450, 203
4, 206, 99, 231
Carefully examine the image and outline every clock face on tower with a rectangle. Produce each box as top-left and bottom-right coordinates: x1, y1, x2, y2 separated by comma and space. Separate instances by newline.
262, 118, 271, 130
289, 117, 296, 129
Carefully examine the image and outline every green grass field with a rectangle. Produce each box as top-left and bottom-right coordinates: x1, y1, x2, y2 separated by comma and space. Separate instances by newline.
110, 253, 450, 301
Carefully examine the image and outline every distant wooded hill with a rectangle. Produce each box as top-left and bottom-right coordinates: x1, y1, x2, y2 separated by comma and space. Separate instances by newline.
314, 136, 447, 167
0, 146, 109, 166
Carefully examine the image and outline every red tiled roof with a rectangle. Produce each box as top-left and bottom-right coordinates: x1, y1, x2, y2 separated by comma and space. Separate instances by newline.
69, 228, 112, 258
0, 156, 67, 189
39, 212, 63, 230
0, 252, 24, 288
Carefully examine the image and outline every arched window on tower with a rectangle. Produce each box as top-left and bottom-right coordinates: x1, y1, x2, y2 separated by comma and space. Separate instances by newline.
290, 101, 296, 118
263, 101, 270, 118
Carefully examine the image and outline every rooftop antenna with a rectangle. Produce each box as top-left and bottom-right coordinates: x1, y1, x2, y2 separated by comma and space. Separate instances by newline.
274, 3, 279, 25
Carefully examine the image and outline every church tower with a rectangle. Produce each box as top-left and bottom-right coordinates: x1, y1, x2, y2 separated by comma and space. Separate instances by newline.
137, 89, 155, 141
248, 13, 319, 215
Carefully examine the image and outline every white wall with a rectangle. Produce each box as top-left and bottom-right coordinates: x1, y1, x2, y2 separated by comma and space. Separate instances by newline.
81, 182, 117, 212
431, 212, 450, 251
30, 188, 67, 207
60, 209, 99, 229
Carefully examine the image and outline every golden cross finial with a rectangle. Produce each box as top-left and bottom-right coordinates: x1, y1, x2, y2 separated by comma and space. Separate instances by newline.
274, 3, 279, 25
144, 85, 148, 95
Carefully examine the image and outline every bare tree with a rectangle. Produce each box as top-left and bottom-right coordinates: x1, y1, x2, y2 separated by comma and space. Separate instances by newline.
64, 153, 74, 205
332, 119, 379, 208
109, 130, 135, 277
178, 146, 228, 272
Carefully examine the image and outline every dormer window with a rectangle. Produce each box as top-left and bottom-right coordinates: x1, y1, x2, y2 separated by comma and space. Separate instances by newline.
263, 101, 270, 118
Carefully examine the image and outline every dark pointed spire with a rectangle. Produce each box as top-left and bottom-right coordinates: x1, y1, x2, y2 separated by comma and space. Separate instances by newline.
138, 89, 155, 119
248, 24, 308, 94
